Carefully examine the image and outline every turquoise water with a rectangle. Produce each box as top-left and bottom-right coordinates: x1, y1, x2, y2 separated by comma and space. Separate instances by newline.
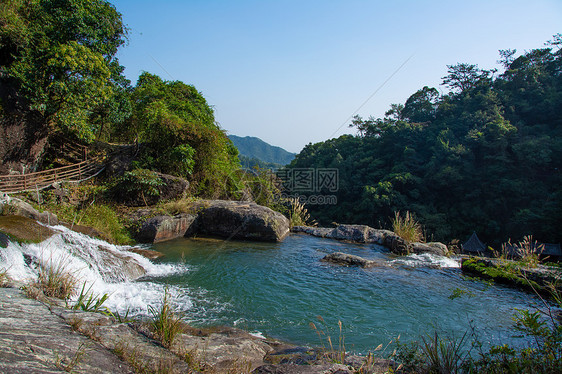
149, 233, 540, 353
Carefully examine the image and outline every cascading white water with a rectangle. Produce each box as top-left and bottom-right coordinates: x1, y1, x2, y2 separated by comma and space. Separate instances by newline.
0, 224, 192, 316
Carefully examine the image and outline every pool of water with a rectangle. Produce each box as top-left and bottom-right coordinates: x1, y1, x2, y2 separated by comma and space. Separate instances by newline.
149, 233, 541, 353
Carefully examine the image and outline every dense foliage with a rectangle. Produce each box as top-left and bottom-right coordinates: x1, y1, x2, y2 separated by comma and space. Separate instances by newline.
1, 1, 241, 198
123, 72, 241, 197
0, 0, 130, 141
286, 36, 562, 245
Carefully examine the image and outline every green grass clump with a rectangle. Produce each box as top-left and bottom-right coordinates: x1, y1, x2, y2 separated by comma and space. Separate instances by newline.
148, 288, 184, 348
77, 204, 132, 245
392, 211, 424, 243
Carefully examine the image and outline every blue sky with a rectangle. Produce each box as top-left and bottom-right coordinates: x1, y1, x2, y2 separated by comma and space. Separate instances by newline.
112, 0, 561, 153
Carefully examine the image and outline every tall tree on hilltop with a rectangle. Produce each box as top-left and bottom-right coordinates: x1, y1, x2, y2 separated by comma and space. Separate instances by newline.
0, 0, 129, 141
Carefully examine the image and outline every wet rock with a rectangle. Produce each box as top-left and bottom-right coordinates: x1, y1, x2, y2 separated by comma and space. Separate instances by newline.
291, 226, 333, 237
0, 215, 56, 243
128, 247, 165, 260
411, 242, 448, 256
321, 252, 381, 268
135, 213, 198, 243
329, 225, 372, 242
62, 223, 107, 241
383, 233, 412, 255
196, 200, 290, 242
293, 225, 393, 246
96, 245, 146, 281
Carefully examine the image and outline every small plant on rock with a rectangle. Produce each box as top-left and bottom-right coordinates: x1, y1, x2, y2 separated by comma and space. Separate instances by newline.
36, 257, 77, 299
148, 287, 184, 348
392, 211, 424, 243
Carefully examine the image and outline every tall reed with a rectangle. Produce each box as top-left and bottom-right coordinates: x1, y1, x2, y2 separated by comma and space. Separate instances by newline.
392, 211, 424, 243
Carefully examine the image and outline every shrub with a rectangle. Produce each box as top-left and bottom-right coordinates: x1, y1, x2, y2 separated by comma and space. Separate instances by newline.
288, 198, 317, 228
77, 204, 132, 245
111, 168, 164, 206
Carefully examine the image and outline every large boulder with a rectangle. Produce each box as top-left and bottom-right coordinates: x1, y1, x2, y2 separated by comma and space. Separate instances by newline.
135, 213, 198, 243
196, 200, 290, 242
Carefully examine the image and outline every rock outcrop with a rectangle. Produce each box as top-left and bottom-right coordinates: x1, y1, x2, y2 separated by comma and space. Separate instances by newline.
293, 224, 449, 257
0, 287, 136, 374
135, 213, 198, 243
321, 252, 382, 268
134, 200, 290, 243
0, 195, 58, 225
0, 286, 395, 374
194, 200, 290, 242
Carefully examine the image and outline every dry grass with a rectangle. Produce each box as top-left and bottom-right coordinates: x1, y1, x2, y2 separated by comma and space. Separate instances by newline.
288, 198, 317, 228
310, 316, 346, 364
35, 257, 78, 299
0, 268, 9, 287
391, 211, 424, 243
493, 235, 543, 267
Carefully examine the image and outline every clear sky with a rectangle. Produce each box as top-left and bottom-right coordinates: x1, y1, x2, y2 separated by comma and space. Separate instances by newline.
112, 0, 561, 153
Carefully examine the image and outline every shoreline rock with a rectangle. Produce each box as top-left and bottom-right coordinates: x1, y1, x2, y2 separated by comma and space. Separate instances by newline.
321, 252, 383, 268
0, 286, 394, 374
294, 224, 448, 257
134, 200, 290, 243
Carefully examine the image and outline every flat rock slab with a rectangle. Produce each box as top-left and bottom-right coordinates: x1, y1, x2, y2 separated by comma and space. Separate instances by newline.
0, 287, 133, 373
0, 215, 56, 243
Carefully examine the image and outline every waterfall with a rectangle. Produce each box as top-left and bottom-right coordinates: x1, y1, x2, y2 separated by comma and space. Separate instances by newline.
0, 224, 191, 316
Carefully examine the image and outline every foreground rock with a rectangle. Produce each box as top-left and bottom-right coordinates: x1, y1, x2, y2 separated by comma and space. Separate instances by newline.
294, 224, 448, 257
321, 252, 382, 268
0, 287, 135, 373
0, 286, 394, 373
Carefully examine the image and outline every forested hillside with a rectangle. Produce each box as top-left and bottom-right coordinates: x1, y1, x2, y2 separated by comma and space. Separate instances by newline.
287, 37, 562, 245
229, 135, 295, 166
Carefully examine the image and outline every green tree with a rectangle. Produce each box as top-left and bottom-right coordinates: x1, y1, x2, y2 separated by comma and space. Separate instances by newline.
0, 0, 129, 141
128, 72, 241, 197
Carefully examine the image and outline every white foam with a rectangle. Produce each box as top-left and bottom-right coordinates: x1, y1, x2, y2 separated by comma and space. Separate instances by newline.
390, 253, 461, 268
0, 224, 191, 317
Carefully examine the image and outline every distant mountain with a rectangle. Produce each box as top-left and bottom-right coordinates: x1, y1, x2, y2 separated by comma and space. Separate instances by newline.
228, 135, 295, 166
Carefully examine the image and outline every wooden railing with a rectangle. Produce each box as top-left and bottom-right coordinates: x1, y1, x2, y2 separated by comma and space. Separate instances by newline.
0, 157, 105, 194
